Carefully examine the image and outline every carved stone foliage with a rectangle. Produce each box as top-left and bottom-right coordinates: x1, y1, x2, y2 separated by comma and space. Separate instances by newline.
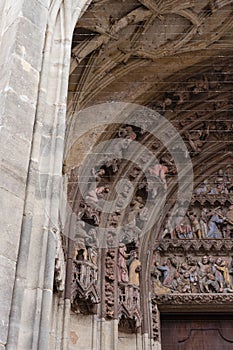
153, 294, 233, 305
151, 299, 161, 342
105, 248, 116, 318
71, 260, 100, 314
156, 239, 233, 255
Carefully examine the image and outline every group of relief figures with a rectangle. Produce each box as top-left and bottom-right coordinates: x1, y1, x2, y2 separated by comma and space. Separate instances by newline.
163, 205, 233, 239
195, 169, 233, 196
152, 255, 233, 295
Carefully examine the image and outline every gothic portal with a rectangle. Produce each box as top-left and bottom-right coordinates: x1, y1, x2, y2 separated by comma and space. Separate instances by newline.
1, 1, 233, 350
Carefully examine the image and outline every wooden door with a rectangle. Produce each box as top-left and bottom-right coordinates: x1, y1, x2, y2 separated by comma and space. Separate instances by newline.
161, 313, 233, 350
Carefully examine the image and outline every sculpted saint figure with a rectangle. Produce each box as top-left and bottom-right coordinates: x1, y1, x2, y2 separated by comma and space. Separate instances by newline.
117, 243, 130, 283
128, 251, 141, 287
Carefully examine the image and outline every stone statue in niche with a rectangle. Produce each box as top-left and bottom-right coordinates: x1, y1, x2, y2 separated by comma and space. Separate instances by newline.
128, 251, 141, 287
110, 138, 132, 159
74, 219, 89, 261
138, 163, 168, 200
86, 228, 98, 265
213, 169, 229, 194
117, 243, 130, 283
153, 254, 233, 295
74, 223, 99, 264
127, 196, 144, 227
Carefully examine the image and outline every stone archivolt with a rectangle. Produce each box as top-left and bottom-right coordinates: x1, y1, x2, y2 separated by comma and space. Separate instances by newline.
67, 17, 233, 336
68, 116, 232, 332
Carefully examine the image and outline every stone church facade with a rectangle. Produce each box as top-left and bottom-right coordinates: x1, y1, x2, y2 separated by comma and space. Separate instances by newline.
1, 1, 233, 349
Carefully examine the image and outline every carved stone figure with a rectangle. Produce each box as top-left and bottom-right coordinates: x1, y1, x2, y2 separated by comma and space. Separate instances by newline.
118, 126, 137, 140
214, 257, 233, 291
128, 251, 141, 286
162, 218, 175, 239
85, 185, 109, 205
225, 205, 233, 238
195, 179, 211, 195
207, 211, 224, 238
111, 138, 132, 159
153, 251, 233, 295
213, 169, 229, 194
127, 197, 144, 226
86, 229, 98, 265
200, 208, 208, 238
188, 212, 202, 239
147, 161, 168, 192
117, 243, 130, 283
74, 220, 88, 261
175, 218, 193, 239
78, 202, 100, 226
155, 258, 177, 289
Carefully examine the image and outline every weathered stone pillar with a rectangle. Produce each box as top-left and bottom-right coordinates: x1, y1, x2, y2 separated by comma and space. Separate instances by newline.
0, 1, 90, 349
0, 1, 48, 348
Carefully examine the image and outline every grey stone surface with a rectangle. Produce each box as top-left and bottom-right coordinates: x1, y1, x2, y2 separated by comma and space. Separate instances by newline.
1, 129, 32, 199
9, 53, 39, 103
0, 188, 24, 261
3, 89, 36, 142
0, 256, 16, 345
69, 314, 93, 350
118, 332, 142, 350
22, 0, 48, 30
0, 1, 23, 36
0, 22, 17, 92
17, 287, 42, 350
15, 17, 46, 71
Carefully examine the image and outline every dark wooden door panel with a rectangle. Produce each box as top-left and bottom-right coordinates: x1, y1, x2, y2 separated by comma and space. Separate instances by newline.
161, 314, 233, 350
